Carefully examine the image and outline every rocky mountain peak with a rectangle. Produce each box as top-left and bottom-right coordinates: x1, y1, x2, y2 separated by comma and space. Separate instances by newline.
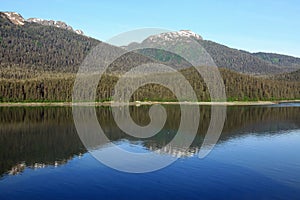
0, 11, 84, 35
146, 30, 203, 42
27, 18, 84, 35
1, 12, 25, 25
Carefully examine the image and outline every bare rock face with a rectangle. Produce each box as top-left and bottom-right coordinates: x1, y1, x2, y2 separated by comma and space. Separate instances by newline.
1, 12, 25, 25
0, 11, 84, 35
146, 30, 203, 43
75, 29, 84, 35
27, 18, 84, 35
125, 30, 203, 51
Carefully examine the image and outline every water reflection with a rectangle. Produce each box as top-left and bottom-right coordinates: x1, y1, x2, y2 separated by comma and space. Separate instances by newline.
0, 105, 299, 177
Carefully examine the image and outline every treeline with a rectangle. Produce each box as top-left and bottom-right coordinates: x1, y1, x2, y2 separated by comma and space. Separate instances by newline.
272, 69, 300, 82
0, 13, 299, 102
0, 67, 299, 102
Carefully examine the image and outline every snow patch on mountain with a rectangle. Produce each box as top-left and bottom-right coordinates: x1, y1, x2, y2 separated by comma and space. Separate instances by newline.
147, 30, 203, 42
1, 12, 84, 35
27, 18, 84, 35
2, 12, 25, 25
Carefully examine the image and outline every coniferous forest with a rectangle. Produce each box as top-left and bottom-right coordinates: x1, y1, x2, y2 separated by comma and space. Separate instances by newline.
0, 12, 299, 102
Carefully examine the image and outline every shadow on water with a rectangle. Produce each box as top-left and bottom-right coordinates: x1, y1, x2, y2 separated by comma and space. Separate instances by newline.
0, 105, 299, 177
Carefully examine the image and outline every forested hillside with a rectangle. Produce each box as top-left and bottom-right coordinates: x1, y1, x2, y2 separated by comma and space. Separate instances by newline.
127, 32, 300, 75
198, 40, 290, 74
0, 12, 99, 73
0, 12, 299, 102
272, 69, 300, 82
253, 52, 300, 71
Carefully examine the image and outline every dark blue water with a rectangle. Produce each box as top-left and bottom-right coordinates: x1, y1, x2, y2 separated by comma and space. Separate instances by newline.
0, 105, 299, 199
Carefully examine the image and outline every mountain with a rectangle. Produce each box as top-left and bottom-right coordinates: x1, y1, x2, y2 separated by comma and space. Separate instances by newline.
127, 30, 300, 75
0, 11, 99, 74
0, 12, 25, 25
27, 18, 84, 35
1, 12, 300, 76
253, 52, 300, 71
0, 12, 299, 102
146, 30, 203, 41
197, 40, 287, 74
1, 12, 84, 35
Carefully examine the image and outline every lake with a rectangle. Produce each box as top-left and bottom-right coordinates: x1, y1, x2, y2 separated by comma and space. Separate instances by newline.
0, 104, 299, 199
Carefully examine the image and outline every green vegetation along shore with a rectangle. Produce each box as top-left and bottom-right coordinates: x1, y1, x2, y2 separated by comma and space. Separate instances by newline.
0, 68, 299, 103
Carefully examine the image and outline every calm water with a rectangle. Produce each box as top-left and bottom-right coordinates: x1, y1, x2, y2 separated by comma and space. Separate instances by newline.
0, 104, 299, 199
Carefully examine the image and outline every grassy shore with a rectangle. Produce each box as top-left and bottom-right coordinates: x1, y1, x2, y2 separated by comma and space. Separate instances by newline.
0, 100, 299, 107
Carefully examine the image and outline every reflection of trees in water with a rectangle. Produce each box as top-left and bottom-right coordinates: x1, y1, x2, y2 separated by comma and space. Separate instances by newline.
0, 105, 299, 176
0, 107, 85, 177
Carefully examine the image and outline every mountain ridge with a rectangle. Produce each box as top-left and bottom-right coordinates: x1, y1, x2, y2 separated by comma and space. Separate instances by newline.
0, 12, 99, 73
127, 31, 300, 75
1, 11, 84, 35
253, 52, 300, 71
1, 11, 300, 76
0, 11, 299, 103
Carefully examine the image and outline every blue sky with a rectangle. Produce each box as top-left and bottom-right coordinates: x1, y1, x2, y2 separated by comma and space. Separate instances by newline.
1, 0, 300, 57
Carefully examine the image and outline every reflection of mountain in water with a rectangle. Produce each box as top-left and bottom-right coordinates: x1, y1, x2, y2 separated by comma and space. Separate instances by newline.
0, 105, 299, 177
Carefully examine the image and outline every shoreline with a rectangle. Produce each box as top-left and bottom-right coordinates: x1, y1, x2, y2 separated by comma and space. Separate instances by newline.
0, 100, 299, 107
